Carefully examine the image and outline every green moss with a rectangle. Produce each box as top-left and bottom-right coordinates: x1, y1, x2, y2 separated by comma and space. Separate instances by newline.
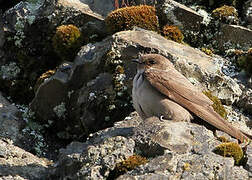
212, 5, 238, 24
203, 91, 228, 119
105, 5, 159, 34
213, 142, 244, 165
162, 25, 184, 43
236, 48, 252, 76
52, 24, 82, 61
108, 155, 148, 179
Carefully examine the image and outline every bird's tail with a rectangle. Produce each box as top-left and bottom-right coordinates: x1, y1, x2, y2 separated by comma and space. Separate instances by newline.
194, 105, 249, 143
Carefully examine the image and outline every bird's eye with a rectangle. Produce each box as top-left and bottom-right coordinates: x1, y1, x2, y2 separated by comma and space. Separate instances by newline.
148, 60, 156, 65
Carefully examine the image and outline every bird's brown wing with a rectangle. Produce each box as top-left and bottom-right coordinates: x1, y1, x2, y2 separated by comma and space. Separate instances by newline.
145, 68, 213, 106
145, 68, 249, 142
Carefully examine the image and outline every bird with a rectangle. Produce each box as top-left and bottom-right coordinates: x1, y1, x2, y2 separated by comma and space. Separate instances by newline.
132, 53, 250, 143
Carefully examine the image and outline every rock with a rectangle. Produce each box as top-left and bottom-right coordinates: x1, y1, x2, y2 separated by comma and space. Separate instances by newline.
52, 136, 135, 179
243, 0, 252, 28
0, 139, 49, 179
30, 63, 70, 124
0, 92, 24, 144
49, 113, 250, 179
215, 24, 252, 51
156, 0, 204, 31
236, 88, 252, 114
58, 0, 114, 18
0, 10, 4, 48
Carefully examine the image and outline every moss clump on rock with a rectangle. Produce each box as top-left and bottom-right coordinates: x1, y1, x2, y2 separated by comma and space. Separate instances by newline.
212, 5, 238, 24
162, 25, 184, 43
237, 48, 252, 76
213, 142, 244, 165
109, 155, 148, 179
34, 69, 56, 93
201, 47, 213, 56
203, 91, 228, 119
105, 5, 159, 34
52, 24, 82, 61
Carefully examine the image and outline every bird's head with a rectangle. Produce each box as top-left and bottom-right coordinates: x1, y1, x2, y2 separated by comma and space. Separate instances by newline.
132, 54, 174, 72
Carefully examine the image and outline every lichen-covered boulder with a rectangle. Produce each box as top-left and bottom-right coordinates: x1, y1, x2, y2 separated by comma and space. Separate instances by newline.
49, 113, 251, 179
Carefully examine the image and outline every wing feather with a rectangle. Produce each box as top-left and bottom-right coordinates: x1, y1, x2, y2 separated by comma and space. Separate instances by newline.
144, 68, 249, 142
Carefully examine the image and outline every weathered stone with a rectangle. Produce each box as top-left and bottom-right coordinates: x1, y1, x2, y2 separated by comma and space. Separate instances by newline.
156, 0, 204, 31
53, 136, 135, 179
0, 139, 49, 179
243, 0, 252, 28
215, 24, 252, 51
30, 65, 70, 123
0, 92, 24, 144
236, 88, 252, 114
49, 113, 250, 179
0, 10, 4, 49
58, 0, 113, 18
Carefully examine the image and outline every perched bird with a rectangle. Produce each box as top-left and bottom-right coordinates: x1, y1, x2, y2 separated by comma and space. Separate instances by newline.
132, 53, 249, 142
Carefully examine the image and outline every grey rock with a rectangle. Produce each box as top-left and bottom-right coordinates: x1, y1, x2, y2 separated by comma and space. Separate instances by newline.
156, 0, 204, 31
236, 89, 252, 114
0, 92, 24, 144
215, 24, 252, 51
0, 139, 49, 179
50, 113, 250, 179
243, 0, 252, 28
0, 10, 4, 48
53, 136, 135, 179
30, 65, 70, 124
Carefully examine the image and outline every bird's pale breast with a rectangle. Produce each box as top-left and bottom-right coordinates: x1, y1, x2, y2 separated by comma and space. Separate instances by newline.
132, 72, 193, 121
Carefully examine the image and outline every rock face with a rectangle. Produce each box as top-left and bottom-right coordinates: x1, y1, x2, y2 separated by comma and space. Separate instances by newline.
0, 139, 49, 180
0, 92, 24, 144
48, 113, 251, 179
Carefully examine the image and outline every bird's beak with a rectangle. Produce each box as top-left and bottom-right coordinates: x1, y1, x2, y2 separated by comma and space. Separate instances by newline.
132, 58, 141, 64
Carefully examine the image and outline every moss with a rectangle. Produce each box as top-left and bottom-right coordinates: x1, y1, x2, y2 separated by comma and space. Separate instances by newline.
212, 5, 238, 24
52, 24, 82, 61
183, 162, 191, 171
105, 5, 159, 34
203, 91, 228, 119
34, 69, 56, 92
217, 136, 230, 143
108, 155, 148, 179
201, 47, 213, 56
162, 25, 184, 43
236, 48, 252, 76
213, 142, 244, 165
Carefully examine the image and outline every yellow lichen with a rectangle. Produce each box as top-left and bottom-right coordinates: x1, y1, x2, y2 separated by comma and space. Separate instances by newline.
217, 136, 230, 143
201, 47, 213, 56
183, 162, 191, 171
105, 5, 159, 34
213, 142, 244, 165
111, 155, 148, 178
34, 69, 56, 92
203, 91, 228, 119
162, 25, 184, 43
52, 24, 82, 61
212, 5, 238, 23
